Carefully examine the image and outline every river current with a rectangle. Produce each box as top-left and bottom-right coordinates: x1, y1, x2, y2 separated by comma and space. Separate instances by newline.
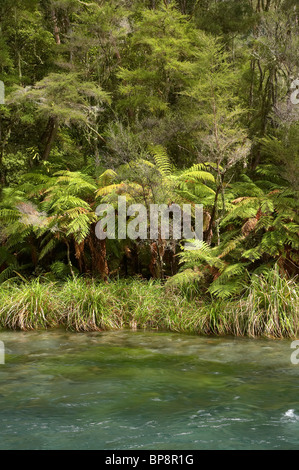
0, 330, 298, 450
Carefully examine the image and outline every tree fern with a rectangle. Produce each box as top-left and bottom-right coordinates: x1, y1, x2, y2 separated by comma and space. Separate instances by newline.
98, 169, 117, 188
148, 144, 172, 176
39, 237, 59, 261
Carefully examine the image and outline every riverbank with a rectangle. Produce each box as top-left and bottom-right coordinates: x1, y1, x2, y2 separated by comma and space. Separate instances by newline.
0, 271, 298, 338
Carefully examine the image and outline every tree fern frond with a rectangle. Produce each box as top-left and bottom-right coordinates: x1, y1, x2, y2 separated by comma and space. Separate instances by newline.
177, 170, 215, 184
165, 269, 202, 290
149, 144, 172, 176
38, 238, 59, 260
208, 263, 249, 298
208, 279, 245, 299
0, 265, 19, 284
242, 247, 263, 262
64, 207, 91, 219
0, 209, 21, 224
98, 169, 118, 188
96, 181, 144, 198
179, 240, 225, 270
219, 235, 245, 258
66, 214, 93, 242
221, 198, 259, 226
50, 196, 91, 211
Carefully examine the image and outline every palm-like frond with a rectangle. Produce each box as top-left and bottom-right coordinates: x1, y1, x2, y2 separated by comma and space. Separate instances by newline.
177, 169, 215, 184
149, 144, 172, 176
98, 169, 117, 188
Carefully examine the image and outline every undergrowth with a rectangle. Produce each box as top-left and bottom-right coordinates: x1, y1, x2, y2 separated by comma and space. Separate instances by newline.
0, 268, 297, 338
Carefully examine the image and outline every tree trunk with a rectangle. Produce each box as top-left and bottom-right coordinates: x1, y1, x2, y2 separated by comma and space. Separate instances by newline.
66, 241, 75, 279
88, 224, 109, 281
206, 185, 221, 245
74, 241, 85, 273
149, 239, 166, 279
42, 116, 59, 161
51, 9, 61, 45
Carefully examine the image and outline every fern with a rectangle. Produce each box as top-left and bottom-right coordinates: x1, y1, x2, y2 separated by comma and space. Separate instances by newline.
218, 235, 245, 258
177, 170, 215, 184
0, 208, 21, 224
98, 169, 117, 188
39, 237, 59, 261
165, 269, 202, 290
208, 263, 249, 299
220, 197, 260, 226
149, 144, 172, 176
208, 278, 246, 299
178, 240, 225, 270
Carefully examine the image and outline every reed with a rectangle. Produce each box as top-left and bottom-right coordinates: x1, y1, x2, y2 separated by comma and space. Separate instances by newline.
0, 280, 61, 330
0, 268, 297, 337
235, 267, 299, 338
59, 277, 124, 331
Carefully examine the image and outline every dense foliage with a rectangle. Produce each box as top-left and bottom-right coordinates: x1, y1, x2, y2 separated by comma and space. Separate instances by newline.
0, 0, 298, 303
0, 271, 298, 337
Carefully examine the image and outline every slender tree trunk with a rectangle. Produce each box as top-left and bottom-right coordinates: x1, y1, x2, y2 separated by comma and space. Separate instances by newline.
0, 122, 10, 188
30, 236, 38, 267
42, 116, 59, 161
206, 184, 221, 245
149, 238, 166, 279
88, 224, 109, 281
51, 9, 61, 45
66, 241, 75, 279
74, 241, 85, 273
17, 52, 22, 81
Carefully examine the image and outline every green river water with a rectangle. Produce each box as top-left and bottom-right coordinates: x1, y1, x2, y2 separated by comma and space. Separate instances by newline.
0, 329, 298, 450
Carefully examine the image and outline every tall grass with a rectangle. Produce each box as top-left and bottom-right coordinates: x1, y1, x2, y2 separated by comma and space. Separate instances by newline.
0, 268, 297, 337
235, 267, 299, 338
60, 278, 122, 331
0, 280, 61, 330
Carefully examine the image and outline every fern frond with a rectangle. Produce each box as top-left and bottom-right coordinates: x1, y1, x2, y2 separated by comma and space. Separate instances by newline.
39, 238, 59, 260
219, 235, 245, 258
98, 169, 117, 188
179, 240, 225, 270
50, 196, 91, 211
0, 208, 21, 224
177, 170, 215, 184
149, 144, 172, 176
221, 197, 259, 226
66, 214, 93, 242
165, 269, 202, 289
208, 279, 245, 299
208, 263, 249, 298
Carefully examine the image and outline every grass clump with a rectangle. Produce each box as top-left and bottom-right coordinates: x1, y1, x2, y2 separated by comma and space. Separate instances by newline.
235, 267, 299, 338
0, 280, 61, 330
59, 277, 123, 331
0, 267, 297, 337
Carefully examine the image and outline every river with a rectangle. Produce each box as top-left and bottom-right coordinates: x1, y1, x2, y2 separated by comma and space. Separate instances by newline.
0, 329, 298, 449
